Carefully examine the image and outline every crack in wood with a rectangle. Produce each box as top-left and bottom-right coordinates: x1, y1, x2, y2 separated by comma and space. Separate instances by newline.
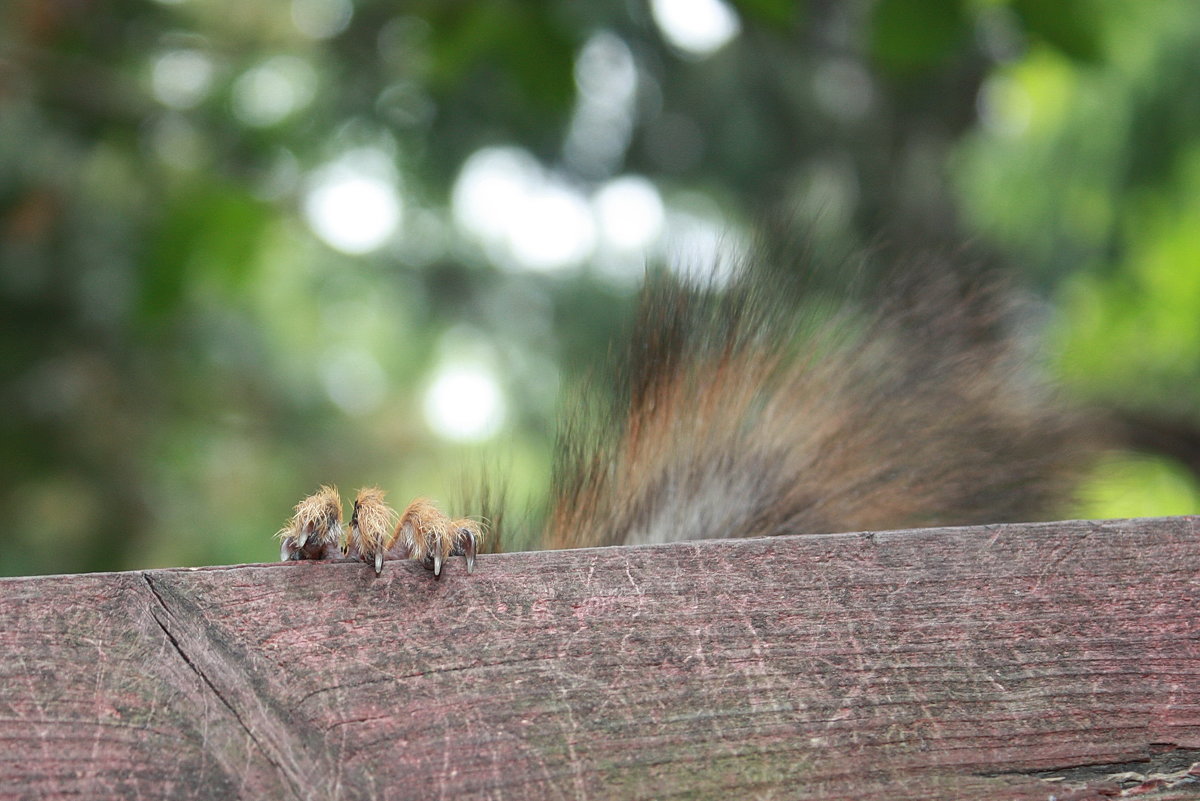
980, 746, 1200, 796
1028, 746, 1200, 781
141, 572, 309, 801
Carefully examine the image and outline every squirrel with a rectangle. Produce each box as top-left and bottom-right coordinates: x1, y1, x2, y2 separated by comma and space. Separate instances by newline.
277, 246, 1091, 577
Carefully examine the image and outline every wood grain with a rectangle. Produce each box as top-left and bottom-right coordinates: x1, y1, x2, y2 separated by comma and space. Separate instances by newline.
1, 517, 1198, 800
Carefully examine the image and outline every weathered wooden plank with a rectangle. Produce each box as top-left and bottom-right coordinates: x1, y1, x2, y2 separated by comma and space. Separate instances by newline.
1, 517, 1198, 800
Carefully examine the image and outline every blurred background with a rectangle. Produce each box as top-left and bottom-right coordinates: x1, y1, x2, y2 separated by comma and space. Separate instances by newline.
1, 0, 1198, 575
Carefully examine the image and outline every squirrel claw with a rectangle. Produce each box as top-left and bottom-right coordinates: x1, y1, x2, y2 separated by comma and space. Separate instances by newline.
423, 524, 478, 577
459, 525, 479, 574
396, 499, 485, 578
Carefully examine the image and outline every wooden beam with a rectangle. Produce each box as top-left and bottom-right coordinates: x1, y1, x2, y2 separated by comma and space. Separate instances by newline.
1, 517, 1198, 800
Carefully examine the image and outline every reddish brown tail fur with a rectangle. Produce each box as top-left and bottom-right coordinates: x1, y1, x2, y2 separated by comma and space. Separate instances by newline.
541, 254, 1092, 550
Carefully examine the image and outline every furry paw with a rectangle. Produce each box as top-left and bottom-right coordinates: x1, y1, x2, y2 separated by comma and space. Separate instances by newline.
344, 486, 398, 574
277, 485, 344, 561
393, 498, 483, 578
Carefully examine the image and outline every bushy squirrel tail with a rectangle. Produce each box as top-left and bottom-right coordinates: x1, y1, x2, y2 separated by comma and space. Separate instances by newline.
540, 250, 1092, 551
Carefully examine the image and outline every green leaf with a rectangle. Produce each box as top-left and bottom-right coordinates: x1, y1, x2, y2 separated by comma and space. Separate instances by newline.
423, 3, 576, 112
139, 182, 269, 324
732, 0, 800, 28
1009, 0, 1106, 63
870, 0, 969, 74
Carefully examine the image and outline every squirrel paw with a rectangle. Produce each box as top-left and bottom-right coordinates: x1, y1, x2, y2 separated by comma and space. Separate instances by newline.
345, 486, 398, 574
393, 498, 483, 578
344, 492, 482, 578
276, 485, 344, 561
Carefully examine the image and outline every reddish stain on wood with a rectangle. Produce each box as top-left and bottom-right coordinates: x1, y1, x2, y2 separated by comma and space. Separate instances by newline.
1, 517, 1199, 800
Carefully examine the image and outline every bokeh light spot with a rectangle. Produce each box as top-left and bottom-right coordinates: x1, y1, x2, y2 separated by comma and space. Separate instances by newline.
594, 176, 664, 252
303, 149, 402, 254
232, 56, 317, 128
452, 147, 596, 272
291, 0, 353, 39
650, 0, 741, 58
151, 49, 215, 109
423, 365, 506, 442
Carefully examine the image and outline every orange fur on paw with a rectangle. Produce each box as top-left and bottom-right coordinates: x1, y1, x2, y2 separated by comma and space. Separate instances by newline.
394, 498, 484, 578
346, 487, 398, 574
277, 485, 344, 561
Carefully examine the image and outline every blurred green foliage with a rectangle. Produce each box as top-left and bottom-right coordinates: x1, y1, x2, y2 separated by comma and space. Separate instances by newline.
0, 0, 1196, 576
